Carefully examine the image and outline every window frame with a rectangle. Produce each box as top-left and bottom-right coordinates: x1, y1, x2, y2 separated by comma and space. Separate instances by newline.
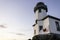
39, 26, 43, 31
55, 21, 60, 31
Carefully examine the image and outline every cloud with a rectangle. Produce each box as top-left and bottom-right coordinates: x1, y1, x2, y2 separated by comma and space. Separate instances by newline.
9, 32, 25, 36
0, 25, 6, 28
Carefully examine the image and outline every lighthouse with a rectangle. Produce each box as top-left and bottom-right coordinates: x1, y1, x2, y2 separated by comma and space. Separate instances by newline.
32, 2, 60, 40
33, 2, 49, 35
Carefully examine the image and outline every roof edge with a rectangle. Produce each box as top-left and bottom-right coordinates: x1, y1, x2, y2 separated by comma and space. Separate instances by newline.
42, 15, 60, 21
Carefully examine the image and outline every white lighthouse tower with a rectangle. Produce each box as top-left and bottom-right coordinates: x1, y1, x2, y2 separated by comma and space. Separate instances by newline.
33, 2, 48, 35
33, 2, 60, 40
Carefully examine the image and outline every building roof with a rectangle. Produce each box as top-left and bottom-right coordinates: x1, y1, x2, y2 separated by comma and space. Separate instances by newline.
33, 15, 60, 27
42, 15, 60, 21
34, 2, 48, 12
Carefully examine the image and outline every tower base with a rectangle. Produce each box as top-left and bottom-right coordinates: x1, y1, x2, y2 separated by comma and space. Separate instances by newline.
32, 33, 60, 40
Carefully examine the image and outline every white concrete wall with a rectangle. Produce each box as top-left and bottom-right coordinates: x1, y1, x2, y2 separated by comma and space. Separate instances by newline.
38, 21, 43, 26
39, 18, 50, 34
35, 10, 39, 20
33, 18, 50, 35
35, 9, 47, 20
49, 18, 60, 34
34, 9, 47, 35
33, 24, 39, 35
33, 20, 43, 35
43, 18, 50, 34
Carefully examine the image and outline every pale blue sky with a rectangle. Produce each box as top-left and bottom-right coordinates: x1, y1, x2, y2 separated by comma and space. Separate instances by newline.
0, 0, 60, 40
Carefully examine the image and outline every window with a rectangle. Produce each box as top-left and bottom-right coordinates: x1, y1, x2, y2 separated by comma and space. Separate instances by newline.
35, 20, 37, 24
55, 21, 60, 31
39, 26, 43, 31
34, 30, 36, 34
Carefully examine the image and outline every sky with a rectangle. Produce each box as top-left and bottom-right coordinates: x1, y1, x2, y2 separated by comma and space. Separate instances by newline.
0, 0, 60, 40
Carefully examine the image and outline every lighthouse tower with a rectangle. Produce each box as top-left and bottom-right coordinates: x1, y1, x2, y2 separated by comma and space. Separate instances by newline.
33, 2, 48, 35
33, 2, 60, 40
34, 2, 48, 20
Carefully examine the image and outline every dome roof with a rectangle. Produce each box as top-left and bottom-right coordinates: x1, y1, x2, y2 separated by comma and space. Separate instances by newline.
34, 2, 48, 12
